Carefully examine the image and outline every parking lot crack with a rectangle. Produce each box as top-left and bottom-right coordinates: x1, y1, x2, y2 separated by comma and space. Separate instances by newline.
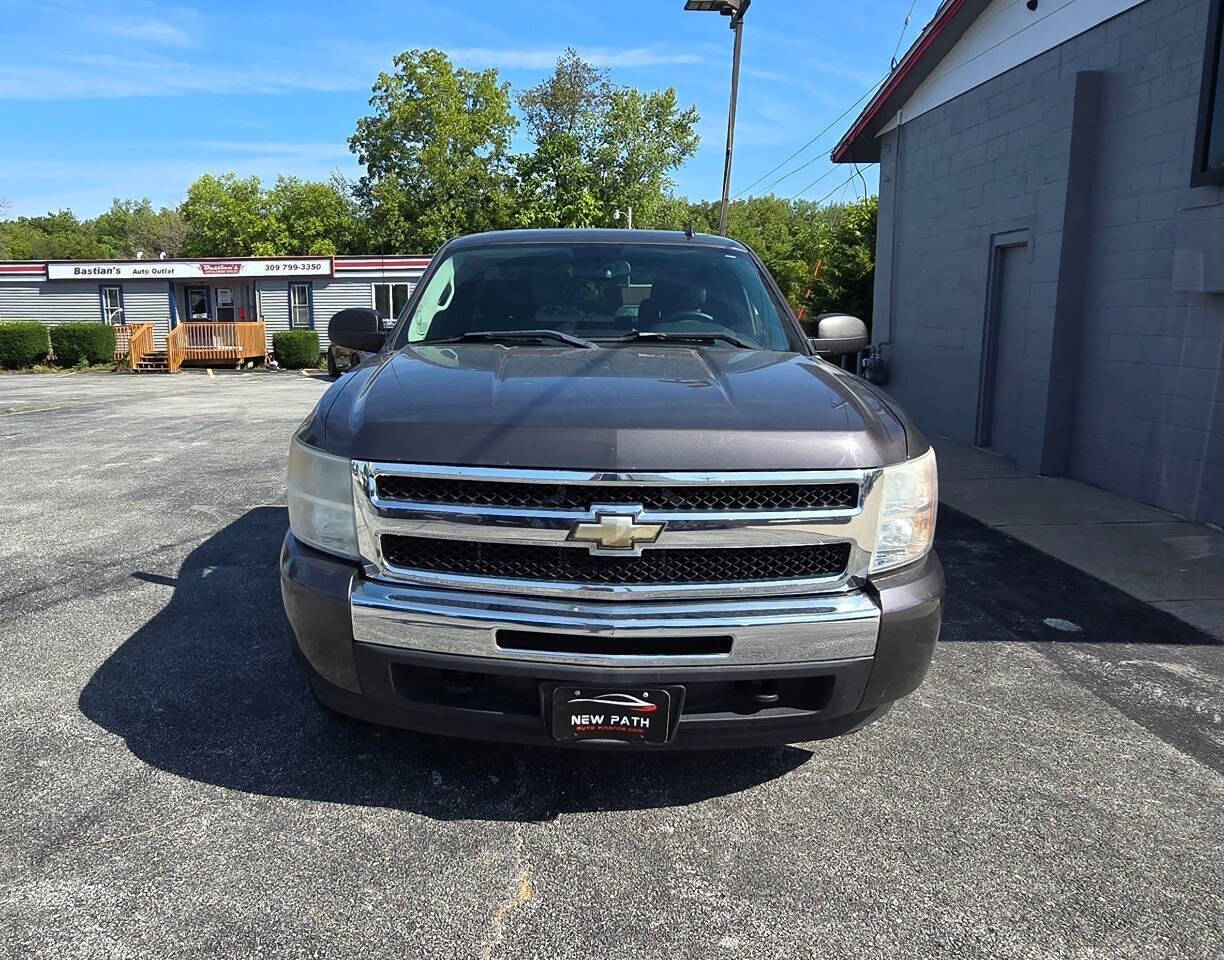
479, 762, 536, 960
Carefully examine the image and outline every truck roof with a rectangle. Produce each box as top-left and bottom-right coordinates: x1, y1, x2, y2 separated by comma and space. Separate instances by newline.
446, 228, 747, 250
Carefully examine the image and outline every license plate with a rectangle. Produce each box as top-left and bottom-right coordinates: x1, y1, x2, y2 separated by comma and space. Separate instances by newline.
549, 686, 675, 744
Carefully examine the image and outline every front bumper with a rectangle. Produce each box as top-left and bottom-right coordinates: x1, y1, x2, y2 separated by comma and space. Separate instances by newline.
280, 533, 943, 748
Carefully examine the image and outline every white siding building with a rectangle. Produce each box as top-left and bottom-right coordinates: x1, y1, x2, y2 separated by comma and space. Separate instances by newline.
0, 255, 430, 350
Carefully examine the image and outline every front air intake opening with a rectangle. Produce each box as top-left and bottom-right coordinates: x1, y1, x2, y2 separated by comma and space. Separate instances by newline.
495, 630, 733, 658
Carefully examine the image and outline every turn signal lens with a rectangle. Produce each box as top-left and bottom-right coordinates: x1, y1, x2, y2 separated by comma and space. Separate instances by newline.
869, 448, 938, 574
287, 434, 359, 560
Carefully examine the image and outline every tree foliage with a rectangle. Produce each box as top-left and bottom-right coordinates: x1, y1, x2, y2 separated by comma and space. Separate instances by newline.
800, 196, 878, 329
94, 199, 186, 258
0, 201, 184, 260
180, 172, 361, 256
683, 194, 877, 325
349, 49, 517, 253
510, 49, 700, 230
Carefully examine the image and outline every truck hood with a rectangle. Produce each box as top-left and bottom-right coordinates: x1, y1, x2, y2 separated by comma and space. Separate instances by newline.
322, 344, 910, 470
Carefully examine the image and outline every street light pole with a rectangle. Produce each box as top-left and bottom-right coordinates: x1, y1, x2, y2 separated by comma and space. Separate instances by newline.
719, 11, 744, 236
684, 0, 750, 237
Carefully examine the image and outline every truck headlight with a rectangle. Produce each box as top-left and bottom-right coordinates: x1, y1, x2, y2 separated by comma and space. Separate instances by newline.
869, 448, 938, 574
287, 433, 359, 560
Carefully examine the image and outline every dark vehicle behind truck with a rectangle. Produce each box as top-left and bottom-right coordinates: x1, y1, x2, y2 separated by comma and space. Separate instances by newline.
281, 229, 942, 749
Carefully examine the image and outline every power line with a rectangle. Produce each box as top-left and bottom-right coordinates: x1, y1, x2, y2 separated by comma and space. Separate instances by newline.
789, 168, 866, 205
783, 165, 839, 202
731, 71, 889, 200
751, 145, 827, 196
730, 2, 920, 201
853, 162, 868, 201
890, 0, 921, 69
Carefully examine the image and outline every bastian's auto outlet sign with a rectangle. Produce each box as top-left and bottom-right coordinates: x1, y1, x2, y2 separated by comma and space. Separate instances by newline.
45, 258, 334, 280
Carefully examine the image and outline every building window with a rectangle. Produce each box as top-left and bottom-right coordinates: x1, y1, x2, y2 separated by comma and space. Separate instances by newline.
100, 286, 124, 325
1194, 0, 1224, 185
289, 282, 312, 328
373, 282, 412, 325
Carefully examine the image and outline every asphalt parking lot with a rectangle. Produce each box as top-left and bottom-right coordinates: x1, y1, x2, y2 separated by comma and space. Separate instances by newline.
1, 372, 1221, 960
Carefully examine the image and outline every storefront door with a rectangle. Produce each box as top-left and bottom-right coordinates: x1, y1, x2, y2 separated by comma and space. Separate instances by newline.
186, 286, 210, 322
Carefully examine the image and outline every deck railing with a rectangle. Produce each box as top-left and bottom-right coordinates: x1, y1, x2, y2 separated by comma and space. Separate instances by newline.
166, 321, 267, 373
113, 323, 155, 367
167, 324, 186, 373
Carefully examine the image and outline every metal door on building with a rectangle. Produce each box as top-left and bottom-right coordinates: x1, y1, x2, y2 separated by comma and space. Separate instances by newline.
977, 237, 1031, 462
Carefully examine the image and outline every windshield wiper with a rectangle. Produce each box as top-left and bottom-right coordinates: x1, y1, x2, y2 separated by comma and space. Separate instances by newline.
596, 330, 759, 350
427, 329, 598, 349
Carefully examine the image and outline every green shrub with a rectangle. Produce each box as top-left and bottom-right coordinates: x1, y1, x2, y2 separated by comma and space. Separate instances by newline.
0, 322, 50, 369
274, 330, 320, 369
50, 322, 116, 366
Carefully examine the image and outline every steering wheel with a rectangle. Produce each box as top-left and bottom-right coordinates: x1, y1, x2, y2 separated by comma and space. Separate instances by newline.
659, 310, 717, 327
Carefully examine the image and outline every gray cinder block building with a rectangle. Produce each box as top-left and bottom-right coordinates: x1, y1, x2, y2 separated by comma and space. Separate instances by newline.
835, 0, 1224, 526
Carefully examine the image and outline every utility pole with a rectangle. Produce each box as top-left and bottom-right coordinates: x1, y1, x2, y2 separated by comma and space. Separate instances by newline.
685, 0, 751, 236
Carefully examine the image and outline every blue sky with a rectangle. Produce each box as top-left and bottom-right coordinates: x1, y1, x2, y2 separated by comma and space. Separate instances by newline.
0, 0, 939, 219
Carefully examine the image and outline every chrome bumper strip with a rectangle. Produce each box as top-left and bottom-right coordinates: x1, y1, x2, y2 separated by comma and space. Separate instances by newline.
350, 580, 881, 667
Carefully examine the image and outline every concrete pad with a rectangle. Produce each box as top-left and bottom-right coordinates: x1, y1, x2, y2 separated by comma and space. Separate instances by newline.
1152, 599, 1224, 639
940, 475, 1177, 527
930, 436, 1026, 480
1002, 520, 1224, 603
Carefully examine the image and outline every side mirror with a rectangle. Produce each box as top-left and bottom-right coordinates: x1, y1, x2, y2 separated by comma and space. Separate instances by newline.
809, 313, 868, 358
329, 307, 385, 352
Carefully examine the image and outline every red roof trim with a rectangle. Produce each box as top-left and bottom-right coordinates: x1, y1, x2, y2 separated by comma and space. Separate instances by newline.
335, 258, 431, 269
832, 0, 973, 163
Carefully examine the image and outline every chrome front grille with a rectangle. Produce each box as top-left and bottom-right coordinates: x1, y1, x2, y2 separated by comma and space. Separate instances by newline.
380, 535, 852, 586
374, 475, 860, 512
352, 463, 884, 600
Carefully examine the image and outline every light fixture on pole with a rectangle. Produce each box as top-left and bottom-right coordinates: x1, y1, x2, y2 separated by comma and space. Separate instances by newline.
613, 206, 633, 229
684, 0, 750, 236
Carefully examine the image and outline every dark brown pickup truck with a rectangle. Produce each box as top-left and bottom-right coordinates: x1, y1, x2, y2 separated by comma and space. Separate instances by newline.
281, 229, 942, 748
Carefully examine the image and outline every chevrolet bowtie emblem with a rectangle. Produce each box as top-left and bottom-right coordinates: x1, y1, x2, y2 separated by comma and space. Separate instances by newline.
569, 511, 665, 553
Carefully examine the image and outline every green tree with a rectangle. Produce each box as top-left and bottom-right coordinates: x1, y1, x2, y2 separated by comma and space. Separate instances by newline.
802, 196, 878, 329
266, 174, 361, 255
589, 84, 700, 228
510, 135, 601, 228
518, 48, 611, 152
0, 210, 110, 260
349, 49, 517, 253
93, 198, 186, 258
682, 195, 853, 310
180, 173, 359, 256
180, 173, 281, 256
512, 50, 700, 229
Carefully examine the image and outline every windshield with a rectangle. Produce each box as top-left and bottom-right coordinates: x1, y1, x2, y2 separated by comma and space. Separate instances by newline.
394, 242, 803, 352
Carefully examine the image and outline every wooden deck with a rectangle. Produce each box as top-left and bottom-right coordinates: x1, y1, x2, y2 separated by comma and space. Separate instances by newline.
166, 322, 268, 373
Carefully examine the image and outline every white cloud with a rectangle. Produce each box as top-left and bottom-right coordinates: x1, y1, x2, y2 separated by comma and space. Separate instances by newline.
0, 54, 369, 100
446, 46, 702, 70
193, 141, 354, 161
0, 40, 707, 101
102, 20, 194, 47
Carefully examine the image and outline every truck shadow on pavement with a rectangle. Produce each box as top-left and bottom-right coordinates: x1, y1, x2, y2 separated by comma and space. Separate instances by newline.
79, 507, 811, 821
